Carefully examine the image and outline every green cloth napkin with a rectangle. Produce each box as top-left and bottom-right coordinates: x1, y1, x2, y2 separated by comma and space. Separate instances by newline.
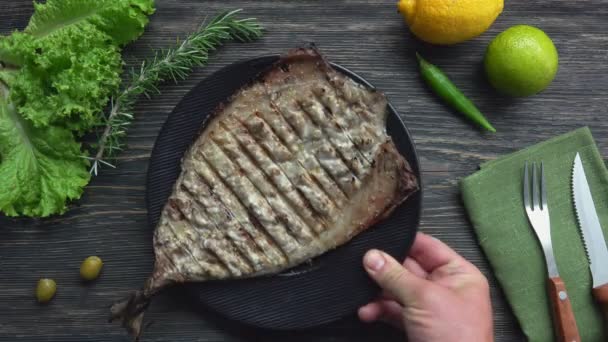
461, 127, 607, 342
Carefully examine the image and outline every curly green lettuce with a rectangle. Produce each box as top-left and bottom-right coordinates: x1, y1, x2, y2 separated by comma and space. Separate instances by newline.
2, 28, 122, 131
1, 0, 154, 132
0, 0, 154, 217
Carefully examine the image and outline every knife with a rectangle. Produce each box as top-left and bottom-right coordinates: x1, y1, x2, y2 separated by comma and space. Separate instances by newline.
571, 153, 608, 317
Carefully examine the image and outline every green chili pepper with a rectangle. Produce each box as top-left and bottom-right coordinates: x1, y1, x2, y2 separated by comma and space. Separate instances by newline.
416, 53, 496, 133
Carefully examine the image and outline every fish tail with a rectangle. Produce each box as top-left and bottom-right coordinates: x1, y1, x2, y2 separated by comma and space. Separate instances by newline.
109, 288, 150, 341
110, 275, 171, 341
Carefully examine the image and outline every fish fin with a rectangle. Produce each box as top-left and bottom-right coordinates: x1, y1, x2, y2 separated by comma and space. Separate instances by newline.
110, 289, 150, 340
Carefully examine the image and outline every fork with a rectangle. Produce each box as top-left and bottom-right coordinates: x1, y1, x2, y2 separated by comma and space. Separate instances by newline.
523, 162, 580, 342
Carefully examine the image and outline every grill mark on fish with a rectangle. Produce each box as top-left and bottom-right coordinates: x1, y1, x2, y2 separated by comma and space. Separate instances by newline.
215, 121, 326, 235
153, 232, 184, 277
241, 112, 337, 211
155, 242, 192, 279
313, 143, 361, 196
324, 73, 376, 119
181, 175, 270, 271
311, 80, 386, 149
199, 242, 235, 278
203, 235, 250, 277
270, 93, 349, 200
317, 88, 382, 138
160, 218, 228, 277
203, 139, 313, 245
258, 101, 349, 207
296, 98, 370, 178
162, 205, 220, 277
193, 155, 295, 262
225, 229, 264, 272
290, 98, 367, 191
210, 211, 271, 271
242, 110, 340, 215
189, 161, 288, 266
196, 146, 301, 258
222, 120, 326, 232
178, 181, 262, 273
230, 114, 339, 223
210, 126, 320, 241
255, 84, 347, 201
310, 88, 380, 164
245, 210, 291, 264
157, 222, 204, 276
167, 206, 246, 277
324, 71, 387, 126
154, 213, 184, 276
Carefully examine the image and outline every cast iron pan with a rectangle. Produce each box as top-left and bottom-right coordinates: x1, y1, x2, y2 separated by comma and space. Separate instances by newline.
146, 54, 422, 330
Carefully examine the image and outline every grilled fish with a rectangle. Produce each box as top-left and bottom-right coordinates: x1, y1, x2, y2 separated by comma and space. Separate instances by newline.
111, 48, 418, 339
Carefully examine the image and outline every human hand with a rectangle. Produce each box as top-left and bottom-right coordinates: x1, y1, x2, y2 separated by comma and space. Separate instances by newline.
359, 232, 493, 342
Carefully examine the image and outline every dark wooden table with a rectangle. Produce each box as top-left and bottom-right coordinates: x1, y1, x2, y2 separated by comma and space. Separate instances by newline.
1, 1, 607, 341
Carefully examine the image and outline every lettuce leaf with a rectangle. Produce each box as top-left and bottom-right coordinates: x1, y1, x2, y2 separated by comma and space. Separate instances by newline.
0, 97, 90, 217
2, 28, 122, 131
25, 0, 155, 46
0, 0, 155, 217
0, 0, 155, 131
0, 38, 24, 67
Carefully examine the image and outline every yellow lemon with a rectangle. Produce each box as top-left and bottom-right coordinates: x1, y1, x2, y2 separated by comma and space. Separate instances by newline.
397, 0, 504, 45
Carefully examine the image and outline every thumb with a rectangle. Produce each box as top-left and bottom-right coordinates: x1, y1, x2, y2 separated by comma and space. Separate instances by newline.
363, 249, 428, 305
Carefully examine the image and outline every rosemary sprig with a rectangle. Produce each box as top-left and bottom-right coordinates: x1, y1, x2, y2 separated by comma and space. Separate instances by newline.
88, 9, 263, 175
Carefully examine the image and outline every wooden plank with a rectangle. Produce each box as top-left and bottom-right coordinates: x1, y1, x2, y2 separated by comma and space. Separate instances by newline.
1, 0, 606, 340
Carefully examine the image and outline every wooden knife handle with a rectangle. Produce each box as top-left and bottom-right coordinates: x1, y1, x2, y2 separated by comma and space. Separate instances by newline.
592, 283, 608, 320
548, 277, 581, 342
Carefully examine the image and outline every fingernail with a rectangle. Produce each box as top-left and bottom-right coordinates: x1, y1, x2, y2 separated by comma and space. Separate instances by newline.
364, 250, 385, 272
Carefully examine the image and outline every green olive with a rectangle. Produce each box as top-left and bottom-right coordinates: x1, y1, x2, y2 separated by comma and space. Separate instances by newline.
36, 278, 56, 303
80, 256, 103, 281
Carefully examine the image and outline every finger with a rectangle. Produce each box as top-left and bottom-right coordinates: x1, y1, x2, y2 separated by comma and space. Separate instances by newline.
408, 233, 476, 273
363, 249, 428, 305
358, 302, 383, 322
358, 300, 403, 329
376, 300, 403, 328
403, 257, 428, 278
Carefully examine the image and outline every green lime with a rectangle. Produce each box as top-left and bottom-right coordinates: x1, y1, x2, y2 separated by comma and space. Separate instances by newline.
485, 25, 558, 97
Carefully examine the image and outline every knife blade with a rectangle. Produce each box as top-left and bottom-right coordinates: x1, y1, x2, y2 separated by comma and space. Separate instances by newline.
571, 153, 608, 315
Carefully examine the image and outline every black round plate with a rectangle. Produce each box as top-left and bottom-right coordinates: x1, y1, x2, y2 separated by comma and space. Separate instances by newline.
146, 55, 422, 330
